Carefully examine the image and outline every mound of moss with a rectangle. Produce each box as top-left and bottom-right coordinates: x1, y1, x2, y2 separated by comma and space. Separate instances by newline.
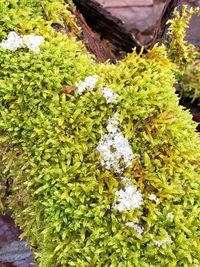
0, 1, 200, 266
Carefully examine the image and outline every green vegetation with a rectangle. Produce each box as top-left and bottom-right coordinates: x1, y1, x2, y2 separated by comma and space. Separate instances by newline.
0, 1, 200, 266
167, 5, 200, 101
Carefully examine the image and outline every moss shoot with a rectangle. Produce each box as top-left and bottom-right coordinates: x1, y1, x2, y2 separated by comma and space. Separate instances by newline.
167, 6, 200, 101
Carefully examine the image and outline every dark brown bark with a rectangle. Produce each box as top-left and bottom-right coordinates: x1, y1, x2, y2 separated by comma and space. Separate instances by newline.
73, 0, 179, 52
75, 10, 117, 63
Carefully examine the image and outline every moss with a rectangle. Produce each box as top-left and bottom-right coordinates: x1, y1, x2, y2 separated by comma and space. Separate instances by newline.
0, 0, 79, 40
167, 5, 200, 101
0, 1, 200, 266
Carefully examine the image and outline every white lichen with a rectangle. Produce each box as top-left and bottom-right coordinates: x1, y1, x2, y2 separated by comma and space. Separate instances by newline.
22, 34, 45, 53
0, 31, 23, 51
153, 238, 173, 247
106, 114, 119, 134
99, 87, 118, 103
149, 194, 159, 204
112, 178, 143, 211
0, 31, 44, 53
76, 75, 99, 95
167, 212, 174, 220
125, 222, 144, 235
97, 114, 134, 173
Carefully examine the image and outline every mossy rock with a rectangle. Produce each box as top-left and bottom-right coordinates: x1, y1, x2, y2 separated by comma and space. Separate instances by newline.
0, 1, 200, 266
167, 6, 200, 102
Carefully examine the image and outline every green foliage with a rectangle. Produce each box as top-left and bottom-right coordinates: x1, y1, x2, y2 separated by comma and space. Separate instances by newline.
0, 1, 200, 266
167, 5, 200, 100
0, 0, 78, 40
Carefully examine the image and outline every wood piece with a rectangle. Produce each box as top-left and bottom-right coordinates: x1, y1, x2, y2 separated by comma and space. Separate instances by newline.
73, 0, 179, 52
75, 10, 117, 63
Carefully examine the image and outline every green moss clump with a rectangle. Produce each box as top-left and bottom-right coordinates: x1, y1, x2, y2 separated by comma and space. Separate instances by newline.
167, 5, 200, 101
0, 0, 78, 40
0, 1, 200, 266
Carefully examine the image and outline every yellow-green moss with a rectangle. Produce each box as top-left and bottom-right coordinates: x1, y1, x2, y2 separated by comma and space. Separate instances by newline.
0, 1, 200, 266
167, 5, 200, 101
